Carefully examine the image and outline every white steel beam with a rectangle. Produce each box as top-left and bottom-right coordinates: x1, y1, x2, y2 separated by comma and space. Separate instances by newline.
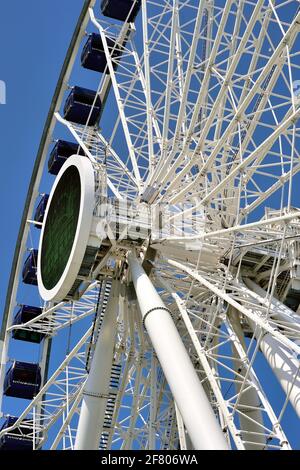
51, 381, 86, 449
240, 162, 300, 221
150, 0, 232, 188
97, 131, 139, 187
0, 325, 93, 442
156, 272, 290, 449
243, 278, 300, 334
240, 279, 300, 419
155, 270, 290, 448
249, 321, 300, 420
162, 8, 300, 200
159, 0, 178, 166
75, 281, 119, 450
169, 106, 300, 208
227, 308, 265, 450
141, 0, 155, 176
148, 352, 157, 450
170, 0, 205, 150
158, 211, 300, 252
91, 16, 142, 186
128, 252, 228, 450
165, 258, 300, 357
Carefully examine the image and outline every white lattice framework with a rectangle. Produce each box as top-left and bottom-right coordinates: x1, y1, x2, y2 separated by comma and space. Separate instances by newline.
1, 0, 300, 450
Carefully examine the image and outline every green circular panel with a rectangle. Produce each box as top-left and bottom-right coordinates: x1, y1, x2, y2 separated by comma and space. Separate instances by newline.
41, 166, 81, 290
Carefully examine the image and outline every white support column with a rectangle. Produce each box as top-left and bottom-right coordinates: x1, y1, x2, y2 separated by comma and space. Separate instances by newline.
250, 323, 300, 419
243, 280, 300, 419
74, 282, 119, 450
128, 253, 228, 450
227, 308, 266, 450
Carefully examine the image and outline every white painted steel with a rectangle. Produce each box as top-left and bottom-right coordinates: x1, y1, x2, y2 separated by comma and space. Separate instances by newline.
243, 278, 300, 333
253, 329, 300, 420
75, 282, 119, 449
227, 308, 265, 450
2, 0, 300, 451
128, 253, 228, 450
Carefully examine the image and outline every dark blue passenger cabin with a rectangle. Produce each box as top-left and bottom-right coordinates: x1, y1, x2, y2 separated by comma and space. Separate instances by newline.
48, 140, 85, 175
22, 250, 38, 286
34, 194, 49, 228
0, 416, 33, 450
101, 0, 141, 22
3, 361, 41, 400
81, 33, 121, 73
12, 305, 45, 344
63, 86, 102, 126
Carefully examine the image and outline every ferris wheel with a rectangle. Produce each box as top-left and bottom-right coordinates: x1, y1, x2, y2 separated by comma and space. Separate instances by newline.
1, 0, 300, 450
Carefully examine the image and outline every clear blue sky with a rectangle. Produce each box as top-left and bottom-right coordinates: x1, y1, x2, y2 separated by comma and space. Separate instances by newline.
0, 2, 93, 446
0, 0, 84, 316
0, 1, 299, 450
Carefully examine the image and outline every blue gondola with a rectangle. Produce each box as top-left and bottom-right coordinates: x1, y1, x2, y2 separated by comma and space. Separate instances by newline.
34, 194, 49, 228
0, 416, 33, 450
81, 33, 121, 73
3, 361, 41, 400
101, 0, 141, 22
48, 140, 85, 175
12, 305, 45, 344
63, 86, 102, 126
22, 250, 38, 286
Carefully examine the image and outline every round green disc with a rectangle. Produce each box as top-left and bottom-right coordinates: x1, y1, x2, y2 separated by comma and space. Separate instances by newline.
41, 165, 81, 290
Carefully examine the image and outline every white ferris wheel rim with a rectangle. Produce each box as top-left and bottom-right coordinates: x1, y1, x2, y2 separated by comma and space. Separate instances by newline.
1, 0, 300, 451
